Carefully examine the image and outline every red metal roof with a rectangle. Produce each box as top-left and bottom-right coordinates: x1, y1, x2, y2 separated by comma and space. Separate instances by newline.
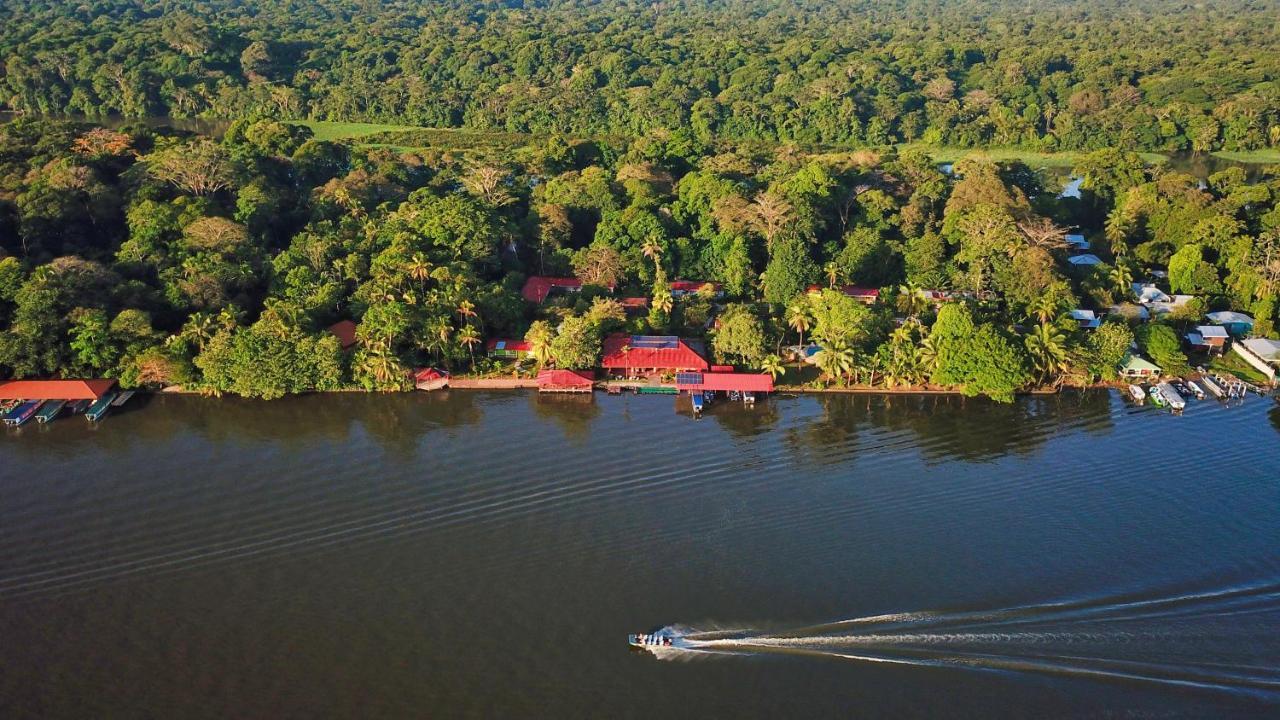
600, 334, 708, 371
521, 276, 581, 303
710, 365, 735, 373
327, 320, 358, 350
808, 285, 879, 302
0, 379, 117, 400
669, 280, 722, 293
620, 297, 650, 308
536, 369, 595, 388
675, 372, 773, 393
413, 368, 449, 383
486, 338, 532, 352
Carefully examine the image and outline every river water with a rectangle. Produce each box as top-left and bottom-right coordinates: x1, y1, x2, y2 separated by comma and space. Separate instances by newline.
2, 391, 1278, 718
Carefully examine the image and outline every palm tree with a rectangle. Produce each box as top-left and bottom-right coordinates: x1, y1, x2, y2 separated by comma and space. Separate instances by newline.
896, 283, 928, 318
760, 354, 785, 382
1024, 321, 1070, 385
527, 320, 555, 368
786, 300, 812, 349
824, 261, 840, 289
405, 252, 432, 291
814, 340, 854, 387
456, 299, 477, 327
641, 238, 663, 273
1027, 293, 1061, 326
458, 325, 481, 368
1108, 261, 1134, 296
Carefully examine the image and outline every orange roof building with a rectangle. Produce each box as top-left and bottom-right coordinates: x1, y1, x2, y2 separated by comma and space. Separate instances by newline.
327, 320, 358, 350
0, 379, 117, 400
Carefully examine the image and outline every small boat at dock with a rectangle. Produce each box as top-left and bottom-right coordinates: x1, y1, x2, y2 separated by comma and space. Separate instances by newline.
85, 392, 117, 422
691, 391, 704, 415
1148, 386, 1166, 407
1128, 384, 1146, 403
1155, 382, 1185, 411
35, 399, 67, 423
1200, 376, 1225, 399
3, 400, 44, 427
1183, 379, 1205, 400
67, 399, 91, 414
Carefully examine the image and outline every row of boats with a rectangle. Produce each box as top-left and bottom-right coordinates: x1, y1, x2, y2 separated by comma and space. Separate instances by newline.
1127, 372, 1260, 412
691, 389, 756, 415
0, 391, 134, 427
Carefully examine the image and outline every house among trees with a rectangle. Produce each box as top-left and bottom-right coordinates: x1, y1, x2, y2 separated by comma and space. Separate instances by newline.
1118, 352, 1161, 379
1132, 283, 1171, 305
521, 276, 614, 303
808, 285, 880, 305
1235, 338, 1280, 382
1185, 325, 1229, 353
486, 338, 531, 359
1069, 309, 1101, 330
620, 297, 650, 314
1065, 233, 1090, 250
1206, 311, 1255, 337
327, 320, 358, 351
600, 335, 709, 377
1067, 254, 1102, 267
668, 280, 723, 298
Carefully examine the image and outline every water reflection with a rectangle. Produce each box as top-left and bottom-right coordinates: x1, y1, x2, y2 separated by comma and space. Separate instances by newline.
529, 393, 599, 443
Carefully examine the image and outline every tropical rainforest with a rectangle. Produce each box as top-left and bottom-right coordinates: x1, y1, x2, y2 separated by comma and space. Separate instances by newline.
0, 1, 1278, 401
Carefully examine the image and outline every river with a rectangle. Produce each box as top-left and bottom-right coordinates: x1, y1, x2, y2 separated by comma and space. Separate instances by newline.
2, 391, 1278, 718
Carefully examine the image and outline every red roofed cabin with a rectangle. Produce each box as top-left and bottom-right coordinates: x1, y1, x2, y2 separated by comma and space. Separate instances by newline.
601, 335, 709, 378
521, 276, 615, 304
536, 369, 595, 393
675, 372, 773, 395
808, 285, 880, 305
0, 379, 117, 400
669, 280, 723, 298
327, 320, 358, 351
486, 338, 532, 359
413, 368, 449, 391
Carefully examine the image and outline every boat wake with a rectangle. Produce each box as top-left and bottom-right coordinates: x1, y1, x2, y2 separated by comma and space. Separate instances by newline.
642, 579, 1280, 698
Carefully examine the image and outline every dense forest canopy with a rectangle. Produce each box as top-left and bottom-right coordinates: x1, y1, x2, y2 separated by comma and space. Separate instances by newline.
2, 0, 1280, 152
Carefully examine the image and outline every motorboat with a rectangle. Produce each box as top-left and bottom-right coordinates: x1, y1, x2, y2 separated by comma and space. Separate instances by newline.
691, 392, 704, 415
1148, 387, 1166, 407
1183, 379, 1205, 400
628, 631, 683, 650
1128, 384, 1146, 403
1156, 382, 1185, 411
3, 400, 44, 427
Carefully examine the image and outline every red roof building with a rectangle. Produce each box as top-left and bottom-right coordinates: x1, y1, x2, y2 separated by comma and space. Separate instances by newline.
808, 285, 880, 305
521, 276, 615, 303
0, 379, 117, 400
675, 372, 773, 394
413, 368, 450, 391
536, 369, 595, 393
327, 320, 358, 350
600, 335, 709, 376
486, 338, 532, 358
620, 297, 650, 313
669, 280, 723, 297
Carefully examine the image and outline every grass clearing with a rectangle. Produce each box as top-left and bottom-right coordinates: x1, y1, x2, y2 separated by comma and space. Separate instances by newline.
1210, 149, 1280, 165
898, 143, 1169, 168
289, 120, 422, 142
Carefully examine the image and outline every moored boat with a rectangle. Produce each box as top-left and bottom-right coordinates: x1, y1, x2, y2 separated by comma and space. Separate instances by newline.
1128, 384, 1146, 403
1148, 387, 1166, 407
3, 400, 44, 427
85, 392, 117, 422
1156, 382, 1185, 411
1200, 376, 1225, 399
35, 399, 67, 423
1183, 379, 1205, 400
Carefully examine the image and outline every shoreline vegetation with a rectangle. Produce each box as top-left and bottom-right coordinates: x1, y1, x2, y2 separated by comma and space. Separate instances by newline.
3, 1, 1280, 406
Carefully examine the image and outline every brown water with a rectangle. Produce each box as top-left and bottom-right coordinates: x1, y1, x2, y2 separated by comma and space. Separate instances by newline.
2, 391, 1279, 718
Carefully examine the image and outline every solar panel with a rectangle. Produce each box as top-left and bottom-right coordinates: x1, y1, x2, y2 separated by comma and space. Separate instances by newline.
676, 372, 703, 385
630, 335, 679, 349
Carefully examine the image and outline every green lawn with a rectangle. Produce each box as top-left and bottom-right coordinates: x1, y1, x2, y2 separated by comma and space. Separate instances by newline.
897, 143, 1168, 168
1210, 149, 1280, 164
1208, 351, 1273, 386
289, 120, 422, 142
